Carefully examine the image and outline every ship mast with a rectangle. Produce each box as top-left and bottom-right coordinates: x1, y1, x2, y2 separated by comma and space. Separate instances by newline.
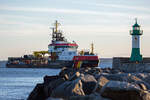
51, 20, 65, 43
54, 20, 60, 33
91, 43, 94, 54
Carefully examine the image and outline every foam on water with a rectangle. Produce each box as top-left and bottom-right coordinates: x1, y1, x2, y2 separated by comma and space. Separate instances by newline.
0, 58, 112, 100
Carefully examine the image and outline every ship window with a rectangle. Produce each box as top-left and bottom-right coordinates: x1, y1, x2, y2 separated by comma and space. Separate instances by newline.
56, 46, 77, 49
68, 46, 75, 49
54, 47, 57, 49
69, 52, 72, 55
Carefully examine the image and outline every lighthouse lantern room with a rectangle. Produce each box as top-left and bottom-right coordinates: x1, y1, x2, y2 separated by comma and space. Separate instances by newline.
130, 19, 143, 62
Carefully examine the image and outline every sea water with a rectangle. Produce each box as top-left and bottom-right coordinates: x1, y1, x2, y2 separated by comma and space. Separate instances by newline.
0, 58, 112, 100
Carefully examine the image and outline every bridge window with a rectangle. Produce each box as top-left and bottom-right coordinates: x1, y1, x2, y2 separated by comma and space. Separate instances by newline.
69, 52, 72, 55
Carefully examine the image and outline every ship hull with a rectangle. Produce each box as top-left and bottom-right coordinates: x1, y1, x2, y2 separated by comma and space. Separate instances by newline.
6, 60, 99, 68
6, 61, 73, 69
81, 60, 99, 67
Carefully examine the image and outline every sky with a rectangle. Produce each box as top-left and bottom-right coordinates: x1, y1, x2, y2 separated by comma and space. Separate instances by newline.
0, 0, 150, 60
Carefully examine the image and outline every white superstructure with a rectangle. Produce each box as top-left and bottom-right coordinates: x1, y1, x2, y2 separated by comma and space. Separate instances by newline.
48, 20, 78, 61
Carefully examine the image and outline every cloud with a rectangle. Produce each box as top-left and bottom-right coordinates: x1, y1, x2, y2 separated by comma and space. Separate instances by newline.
0, 6, 120, 16
73, 1, 150, 13
0, 14, 41, 21
109, 4, 148, 12
0, 5, 149, 19
97, 4, 150, 13
0, 19, 49, 36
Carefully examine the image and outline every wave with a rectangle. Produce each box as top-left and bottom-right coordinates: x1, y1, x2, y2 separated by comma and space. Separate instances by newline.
0, 61, 7, 68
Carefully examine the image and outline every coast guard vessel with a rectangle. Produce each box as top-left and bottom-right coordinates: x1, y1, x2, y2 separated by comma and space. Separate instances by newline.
6, 20, 99, 68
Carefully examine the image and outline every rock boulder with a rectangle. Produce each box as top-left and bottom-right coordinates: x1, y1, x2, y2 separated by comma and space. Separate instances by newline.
101, 81, 150, 100
51, 79, 85, 98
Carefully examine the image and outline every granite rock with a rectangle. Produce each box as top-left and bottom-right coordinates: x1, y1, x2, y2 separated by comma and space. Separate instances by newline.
81, 74, 97, 95
100, 81, 150, 100
51, 79, 85, 98
27, 83, 46, 100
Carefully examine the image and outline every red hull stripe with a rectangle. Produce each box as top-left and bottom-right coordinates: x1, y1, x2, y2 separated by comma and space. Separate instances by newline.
73, 56, 98, 60
49, 43, 78, 46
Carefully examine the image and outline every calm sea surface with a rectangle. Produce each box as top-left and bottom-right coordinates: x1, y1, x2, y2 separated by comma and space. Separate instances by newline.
0, 58, 112, 100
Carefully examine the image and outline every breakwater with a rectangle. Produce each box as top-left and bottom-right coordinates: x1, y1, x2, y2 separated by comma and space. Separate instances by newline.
113, 57, 150, 72
27, 67, 150, 100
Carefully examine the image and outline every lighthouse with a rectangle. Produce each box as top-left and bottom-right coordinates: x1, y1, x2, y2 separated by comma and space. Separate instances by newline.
130, 19, 143, 62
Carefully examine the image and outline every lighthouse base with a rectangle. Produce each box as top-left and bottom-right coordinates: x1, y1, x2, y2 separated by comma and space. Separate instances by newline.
112, 57, 150, 72
130, 48, 142, 62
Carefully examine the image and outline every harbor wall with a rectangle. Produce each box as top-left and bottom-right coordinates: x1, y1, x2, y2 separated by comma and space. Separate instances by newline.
112, 57, 150, 72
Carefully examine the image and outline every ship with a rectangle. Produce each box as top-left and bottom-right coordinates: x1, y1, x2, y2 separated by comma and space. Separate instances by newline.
6, 20, 99, 68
